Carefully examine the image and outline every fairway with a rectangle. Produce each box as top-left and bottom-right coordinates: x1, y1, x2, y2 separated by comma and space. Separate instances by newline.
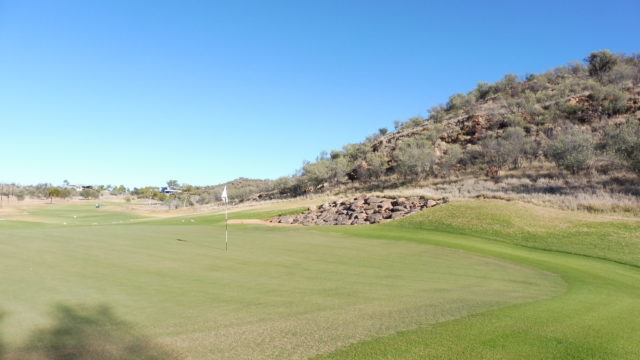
0, 203, 563, 359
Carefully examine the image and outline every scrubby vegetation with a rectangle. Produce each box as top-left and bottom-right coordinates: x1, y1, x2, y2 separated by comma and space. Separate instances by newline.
263, 50, 640, 211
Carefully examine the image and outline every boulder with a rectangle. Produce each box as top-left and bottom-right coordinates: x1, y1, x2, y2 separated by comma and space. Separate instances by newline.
279, 216, 292, 224
366, 213, 383, 223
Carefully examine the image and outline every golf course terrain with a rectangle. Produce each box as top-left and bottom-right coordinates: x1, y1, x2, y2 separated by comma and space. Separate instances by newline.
1, 199, 639, 359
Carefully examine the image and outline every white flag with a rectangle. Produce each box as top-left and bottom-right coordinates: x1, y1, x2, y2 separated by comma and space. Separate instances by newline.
221, 185, 228, 204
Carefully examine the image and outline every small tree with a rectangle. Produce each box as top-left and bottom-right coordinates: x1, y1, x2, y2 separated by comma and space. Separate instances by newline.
395, 139, 436, 181
302, 160, 331, 188
606, 121, 640, 174
80, 188, 100, 200
545, 127, 594, 174
439, 144, 463, 175
586, 50, 618, 79
481, 127, 530, 169
45, 187, 62, 204
362, 152, 388, 183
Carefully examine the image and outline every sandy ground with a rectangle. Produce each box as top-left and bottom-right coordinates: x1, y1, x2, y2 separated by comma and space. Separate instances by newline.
227, 219, 297, 226
0, 194, 332, 222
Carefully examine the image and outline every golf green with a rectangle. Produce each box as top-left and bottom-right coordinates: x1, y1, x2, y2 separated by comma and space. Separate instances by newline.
0, 202, 565, 359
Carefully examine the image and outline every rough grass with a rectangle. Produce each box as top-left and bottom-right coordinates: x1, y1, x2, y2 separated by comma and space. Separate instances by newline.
0, 203, 561, 359
315, 199, 640, 359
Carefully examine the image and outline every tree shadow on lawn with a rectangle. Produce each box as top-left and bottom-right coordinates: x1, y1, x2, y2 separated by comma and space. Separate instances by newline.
1, 304, 180, 360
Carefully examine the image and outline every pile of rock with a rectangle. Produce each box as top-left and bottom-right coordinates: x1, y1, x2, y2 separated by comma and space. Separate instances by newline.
268, 195, 445, 226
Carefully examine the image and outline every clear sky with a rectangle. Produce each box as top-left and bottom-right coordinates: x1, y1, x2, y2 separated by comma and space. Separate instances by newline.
1, 0, 638, 187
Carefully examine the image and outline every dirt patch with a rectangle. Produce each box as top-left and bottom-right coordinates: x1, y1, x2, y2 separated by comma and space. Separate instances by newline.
227, 219, 297, 227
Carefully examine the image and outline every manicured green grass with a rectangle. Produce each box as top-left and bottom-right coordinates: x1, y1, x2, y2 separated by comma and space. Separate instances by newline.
315, 200, 640, 359
0, 203, 561, 359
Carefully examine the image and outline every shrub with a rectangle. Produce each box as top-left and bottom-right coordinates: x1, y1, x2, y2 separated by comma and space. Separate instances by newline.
403, 116, 426, 129
439, 144, 463, 175
362, 152, 388, 182
342, 143, 369, 164
586, 50, 618, 79
394, 139, 436, 181
328, 156, 350, 183
591, 83, 628, 116
604, 63, 636, 86
480, 127, 528, 169
80, 189, 100, 199
545, 127, 594, 174
605, 121, 640, 174
473, 82, 492, 100
427, 105, 447, 123
494, 73, 520, 95
447, 93, 476, 114
302, 159, 331, 187
567, 61, 587, 76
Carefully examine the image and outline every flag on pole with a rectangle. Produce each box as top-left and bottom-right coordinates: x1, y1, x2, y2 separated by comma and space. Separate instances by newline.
221, 185, 228, 204
221, 185, 229, 252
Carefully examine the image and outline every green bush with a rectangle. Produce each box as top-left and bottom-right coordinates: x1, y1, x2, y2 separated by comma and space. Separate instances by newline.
403, 116, 427, 129
604, 63, 636, 86
395, 139, 436, 181
473, 82, 492, 100
591, 83, 628, 116
481, 127, 528, 169
605, 121, 640, 174
427, 105, 447, 123
439, 144, 463, 175
545, 127, 594, 174
586, 50, 618, 78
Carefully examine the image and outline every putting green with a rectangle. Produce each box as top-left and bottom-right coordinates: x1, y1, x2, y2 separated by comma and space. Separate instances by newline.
0, 203, 563, 359
316, 200, 640, 359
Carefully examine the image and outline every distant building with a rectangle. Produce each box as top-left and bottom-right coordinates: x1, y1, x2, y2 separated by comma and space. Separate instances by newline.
160, 187, 182, 194
67, 185, 93, 192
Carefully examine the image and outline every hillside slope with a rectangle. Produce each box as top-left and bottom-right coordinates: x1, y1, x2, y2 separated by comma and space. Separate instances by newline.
271, 50, 640, 212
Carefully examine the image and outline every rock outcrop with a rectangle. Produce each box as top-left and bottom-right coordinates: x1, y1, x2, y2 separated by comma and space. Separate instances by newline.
268, 195, 445, 226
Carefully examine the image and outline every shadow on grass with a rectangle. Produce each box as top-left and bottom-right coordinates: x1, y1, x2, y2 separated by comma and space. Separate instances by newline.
0, 311, 5, 360
3, 304, 180, 360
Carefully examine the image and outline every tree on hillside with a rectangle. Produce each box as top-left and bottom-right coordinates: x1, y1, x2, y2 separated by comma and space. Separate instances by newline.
546, 127, 594, 174
166, 180, 179, 188
606, 120, 640, 174
395, 139, 436, 181
362, 152, 387, 183
439, 144, 463, 175
586, 50, 618, 79
481, 127, 532, 169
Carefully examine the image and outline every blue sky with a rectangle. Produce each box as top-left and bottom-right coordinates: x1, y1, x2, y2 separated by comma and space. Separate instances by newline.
1, 0, 638, 187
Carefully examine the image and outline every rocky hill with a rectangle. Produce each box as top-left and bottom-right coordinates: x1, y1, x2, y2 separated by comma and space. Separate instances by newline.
266, 50, 640, 213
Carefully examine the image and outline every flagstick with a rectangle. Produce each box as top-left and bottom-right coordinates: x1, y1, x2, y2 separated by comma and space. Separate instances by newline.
225, 201, 228, 252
